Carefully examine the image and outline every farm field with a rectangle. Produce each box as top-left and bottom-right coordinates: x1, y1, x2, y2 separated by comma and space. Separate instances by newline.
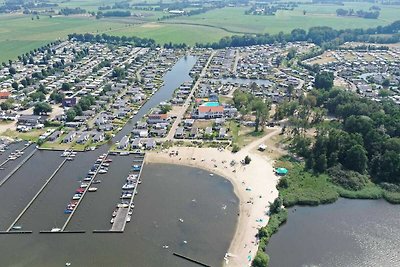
0, 1, 400, 62
168, 4, 400, 34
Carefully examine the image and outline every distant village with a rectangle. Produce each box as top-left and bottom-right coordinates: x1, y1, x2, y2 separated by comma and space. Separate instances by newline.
0, 40, 399, 151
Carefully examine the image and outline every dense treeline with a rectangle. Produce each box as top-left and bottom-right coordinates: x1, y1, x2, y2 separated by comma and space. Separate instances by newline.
98, 10, 130, 18
336, 8, 379, 19
67, 33, 156, 47
196, 20, 400, 48
59, 7, 86, 16
294, 88, 400, 186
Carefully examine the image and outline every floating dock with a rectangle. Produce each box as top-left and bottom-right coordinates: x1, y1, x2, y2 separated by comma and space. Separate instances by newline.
110, 155, 145, 232
173, 252, 211, 267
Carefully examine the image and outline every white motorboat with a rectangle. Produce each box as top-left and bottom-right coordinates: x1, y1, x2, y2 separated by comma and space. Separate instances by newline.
122, 183, 135, 190
126, 215, 131, 222
88, 187, 97, 192
51, 228, 61, 232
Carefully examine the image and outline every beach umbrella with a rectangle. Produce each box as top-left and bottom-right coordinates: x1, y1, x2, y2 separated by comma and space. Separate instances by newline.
275, 167, 288, 175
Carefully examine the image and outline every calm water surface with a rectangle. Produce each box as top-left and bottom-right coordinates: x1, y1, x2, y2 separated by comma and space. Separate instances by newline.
0, 163, 238, 266
266, 198, 400, 267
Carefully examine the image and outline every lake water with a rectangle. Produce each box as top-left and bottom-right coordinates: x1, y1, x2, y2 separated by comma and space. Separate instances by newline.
266, 198, 400, 267
0, 163, 238, 266
0, 55, 240, 266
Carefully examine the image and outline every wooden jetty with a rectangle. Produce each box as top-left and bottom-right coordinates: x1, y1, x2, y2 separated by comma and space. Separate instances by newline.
173, 253, 211, 267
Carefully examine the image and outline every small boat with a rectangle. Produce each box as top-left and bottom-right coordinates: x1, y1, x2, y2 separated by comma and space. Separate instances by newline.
75, 188, 85, 193
178, 218, 184, 223
126, 215, 131, 222
120, 193, 133, 199
110, 218, 115, 224
66, 157, 74, 161
64, 209, 73, 214
120, 151, 129, 156
122, 183, 135, 190
132, 165, 141, 171
98, 169, 107, 174
88, 187, 97, 192
112, 209, 118, 217
104, 158, 113, 163
80, 183, 89, 188
88, 171, 96, 175
83, 177, 92, 182
117, 203, 129, 208
12, 226, 22, 230
128, 209, 133, 215
51, 228, 61, 232
92, 180, 101, 184
72, 194, 82, 200
162, 245, 169, 249
138, 179, 142, 184
101, 163, 110, 167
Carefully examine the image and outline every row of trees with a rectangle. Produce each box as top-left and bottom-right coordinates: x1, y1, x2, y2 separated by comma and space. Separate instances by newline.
196, 20, 400, 48
336, 8, 380, 19
68, 33, 156, 48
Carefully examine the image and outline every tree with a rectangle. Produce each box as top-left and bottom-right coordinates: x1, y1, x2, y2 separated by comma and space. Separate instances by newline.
11, 82, 18, 90
160, 105, 172, 114
315, 71, 334, 90
50, 91, 65, 103
33, 102, 52, 115
0, 100, 13, 111
252, 252, 269, 267
30, 91, 46, 102
61, 83, 72, 91
66, 109, 76, 122
9, 67, 16, 75
344, 144, 368, 174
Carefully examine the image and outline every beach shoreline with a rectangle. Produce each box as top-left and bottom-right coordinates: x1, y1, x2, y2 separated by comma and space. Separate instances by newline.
145, 130, 280, 266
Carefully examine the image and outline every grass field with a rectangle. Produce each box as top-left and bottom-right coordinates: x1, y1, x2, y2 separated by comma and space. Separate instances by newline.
0, 1, 400, 62
169, 3, 400, 34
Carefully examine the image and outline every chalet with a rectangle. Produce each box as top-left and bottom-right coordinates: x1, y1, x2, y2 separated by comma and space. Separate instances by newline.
174, 127, 185, 138
17, 115, 42, 126
63, 131, 76, 143
48, 130, 61, 142
131, 138, 141, 149
145, 139, 156, 150
218, 128, 227, 139
76, 132, 90, 144
118, 135, 129, 150
189, 127, 198, 138
92, 132, 105, 143
147, 113, 169, 124
0, 90, 10, 99
62, 97, 77, 107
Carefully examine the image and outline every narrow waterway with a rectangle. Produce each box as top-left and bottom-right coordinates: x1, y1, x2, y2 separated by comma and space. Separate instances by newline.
266, 198, 400, 267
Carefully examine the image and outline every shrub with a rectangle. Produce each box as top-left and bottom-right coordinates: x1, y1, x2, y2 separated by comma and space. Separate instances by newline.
252, 251, 269, 267
244, 155, 251, 164
328, 165, 368, 191
232, 144, 240, 153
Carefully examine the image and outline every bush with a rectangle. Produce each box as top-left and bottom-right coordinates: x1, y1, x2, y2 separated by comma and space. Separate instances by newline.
252, 251, 269, 267
244, 155, 252, 164
328, 165, 368, 191
232, 144, 240, 153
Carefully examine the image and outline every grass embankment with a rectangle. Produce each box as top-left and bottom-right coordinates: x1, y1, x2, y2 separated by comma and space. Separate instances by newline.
253, 156, 400, 266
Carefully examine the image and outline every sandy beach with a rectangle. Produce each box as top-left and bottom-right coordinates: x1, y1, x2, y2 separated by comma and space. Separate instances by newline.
146, 129, 281, 267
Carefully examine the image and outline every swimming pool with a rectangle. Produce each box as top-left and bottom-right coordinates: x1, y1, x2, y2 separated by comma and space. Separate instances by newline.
202, 102, 220, 107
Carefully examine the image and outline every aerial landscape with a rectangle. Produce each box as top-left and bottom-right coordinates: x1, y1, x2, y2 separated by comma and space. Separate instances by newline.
0, 0, 400, 266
